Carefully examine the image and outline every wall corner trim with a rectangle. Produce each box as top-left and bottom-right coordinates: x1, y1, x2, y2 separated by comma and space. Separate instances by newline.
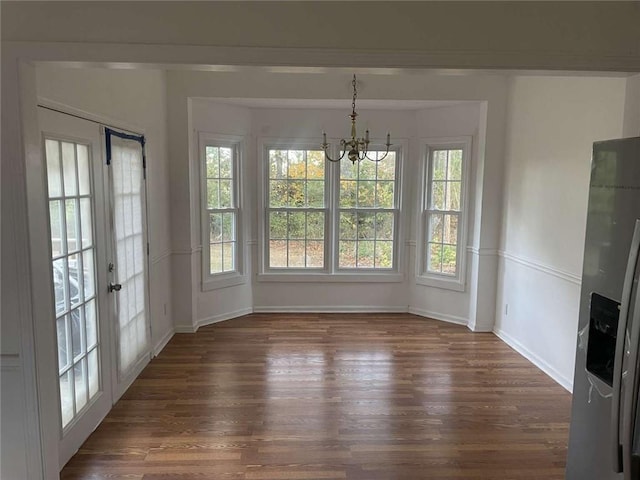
408, 306, 469, 327
493, 327, 573, 392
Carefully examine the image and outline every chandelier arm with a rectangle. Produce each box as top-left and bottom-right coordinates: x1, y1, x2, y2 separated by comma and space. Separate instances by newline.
363, 144, 392, 162
323, 147, 347, 163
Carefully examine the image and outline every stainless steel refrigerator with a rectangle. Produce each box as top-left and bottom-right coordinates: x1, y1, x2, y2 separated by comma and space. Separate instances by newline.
567, 136, 640, 480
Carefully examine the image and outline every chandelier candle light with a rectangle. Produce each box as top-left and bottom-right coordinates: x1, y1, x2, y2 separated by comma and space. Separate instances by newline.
322, 74, 392, 164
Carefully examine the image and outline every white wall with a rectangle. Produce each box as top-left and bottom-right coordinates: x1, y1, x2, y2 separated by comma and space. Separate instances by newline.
624, 74, 640, 137
495, 76, 627, 390
169, 71, 508, 329
188, 100, 254, 329
35, 66, 174, 353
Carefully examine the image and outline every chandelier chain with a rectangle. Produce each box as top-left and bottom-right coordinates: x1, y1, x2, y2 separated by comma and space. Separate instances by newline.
351, 75, 357, 117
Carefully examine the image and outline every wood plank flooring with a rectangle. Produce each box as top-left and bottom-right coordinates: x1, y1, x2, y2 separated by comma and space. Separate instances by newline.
61, 313, 572, 480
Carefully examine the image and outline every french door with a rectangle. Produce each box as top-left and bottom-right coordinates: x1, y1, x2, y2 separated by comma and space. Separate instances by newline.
39, 108, 151, 469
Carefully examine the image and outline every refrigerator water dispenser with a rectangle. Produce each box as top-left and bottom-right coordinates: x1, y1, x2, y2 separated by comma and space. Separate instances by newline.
586, 293, 620, 386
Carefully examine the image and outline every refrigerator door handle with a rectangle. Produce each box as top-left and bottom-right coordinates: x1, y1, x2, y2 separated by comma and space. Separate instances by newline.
612, 219, 640, 473
622, 287, 640, 480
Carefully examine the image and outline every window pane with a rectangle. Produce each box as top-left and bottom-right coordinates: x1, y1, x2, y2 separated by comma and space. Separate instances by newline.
269, 180, 288, 207
288, 212, 305, 239
448, 181, 461, 211
340, 180, 357, 208
376, 213, 394, 240
269, 150, 288, 179
431, 181, 445, 210
269, 240, 287, 267
448, 150, 462, 181
358, 160, 376, 180
357, 241, 375, 268
339, 212, 357, 240
77, 144, 90, 196
340, 159, 357, 179
60, 370, 73, 427
429, 214, 443, 243
357, 181, 376, 207
428, 243, 443, 273
222, 213, 234, 242
307, 212, 324, 239
46, 139, 63, 198
209, 213, 222, 242
375, 241, 393, 268
219, 180, 232, 208
307, 151, 325, 179
206, 146, 219, 178
307, 180, 324, 207
376, 181, 394, 208
288, 180, 305, 207
357, 212, 375, 240
442, 244, 457, 275
432, 151, 447, 180
219, 148, 232, 178
50, 200, 64, 257
270, 211, 287, 239
339, 240, 356, 268
306, 241, 324, 267
288, 240, 305, 267
207, 180, 220, 209
376, 155, 396, 181
287, 150, 305, 179
210, 243, 223, 274
443, 214, 458, 245
223, 242, 235, 272
62, 142, 77, 196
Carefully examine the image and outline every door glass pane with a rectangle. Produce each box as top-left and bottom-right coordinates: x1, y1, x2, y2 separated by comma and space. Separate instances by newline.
109, 135, 149, 376
74, 359, 87, 412
87, 349, 99, 398
44, 136, 102, 431
62, 142, 77, 197
59, 370, 73, 427
46, 139, 62, 197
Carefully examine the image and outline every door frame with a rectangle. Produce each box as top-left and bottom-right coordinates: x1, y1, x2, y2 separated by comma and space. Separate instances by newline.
26, 95, 149, 476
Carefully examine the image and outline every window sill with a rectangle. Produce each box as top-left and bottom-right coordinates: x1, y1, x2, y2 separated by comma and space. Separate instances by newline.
256, 272, 404, 283
202, 273, 247, 292
415, 275, 465, 292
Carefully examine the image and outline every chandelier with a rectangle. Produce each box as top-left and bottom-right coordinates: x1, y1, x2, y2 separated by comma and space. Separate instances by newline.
321, 74, 392, 164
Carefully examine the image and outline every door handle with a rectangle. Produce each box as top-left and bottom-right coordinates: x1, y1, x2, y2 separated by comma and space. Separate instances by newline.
108, 282, 122, 293
613, 220, 640, 472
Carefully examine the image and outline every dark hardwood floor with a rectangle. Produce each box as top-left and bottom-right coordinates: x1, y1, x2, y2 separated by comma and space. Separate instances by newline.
61, 313, 572, 480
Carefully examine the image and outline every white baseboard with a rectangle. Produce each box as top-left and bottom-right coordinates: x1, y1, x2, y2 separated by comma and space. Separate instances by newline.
196, 307, 254, 329
408, 306, 469, 327
252, 305, 408, 313
493, 327, 573, 392
152, 328, 175, 357
174, 324, 197, 333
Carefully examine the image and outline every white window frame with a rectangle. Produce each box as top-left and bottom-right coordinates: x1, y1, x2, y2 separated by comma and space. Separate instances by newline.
199, 132, 245, 291
416, 136, 472, 292
257, 137, 405, 283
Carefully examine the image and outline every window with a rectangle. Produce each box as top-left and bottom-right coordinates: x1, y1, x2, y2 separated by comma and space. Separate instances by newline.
338, 151, 397, 269
262, 142, 402, 278
419, 138, 471, 290
200, 134, 243, 289
267, 148, 326, 269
